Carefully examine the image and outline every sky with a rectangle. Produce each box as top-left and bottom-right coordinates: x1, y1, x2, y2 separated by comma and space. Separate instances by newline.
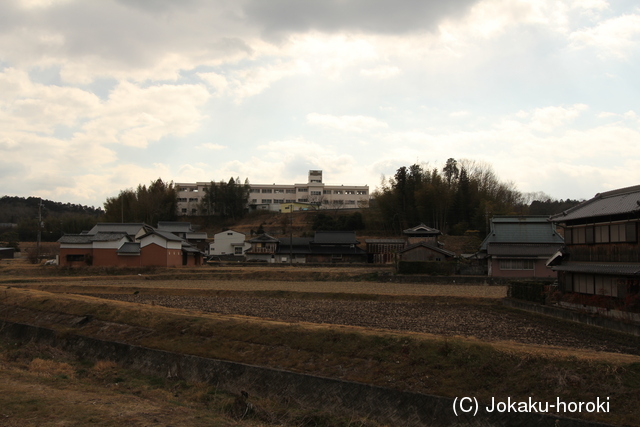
2, 0, 640, 209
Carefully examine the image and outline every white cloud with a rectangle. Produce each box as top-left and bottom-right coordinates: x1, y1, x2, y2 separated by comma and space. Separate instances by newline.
306, 113, 388, 132
569, 13, 640, 59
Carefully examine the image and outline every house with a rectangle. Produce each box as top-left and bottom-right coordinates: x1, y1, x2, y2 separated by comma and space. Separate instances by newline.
0, 247, 15, 259
245, 231, 367, 263
58, 223, 203, 267
403, 223, 442, 246
399, 242, 455, 262
306, 231, 367, 263
245, 233, 280, 262
157, 221, 208, 252
365, 239, 406, 264
479, 216, 564, 278
549, 185, 640, 300
209, 230, 250, 256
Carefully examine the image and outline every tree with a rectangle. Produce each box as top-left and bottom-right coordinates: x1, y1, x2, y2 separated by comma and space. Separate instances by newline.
199, 177, 250, 220
103, 178, 178, 225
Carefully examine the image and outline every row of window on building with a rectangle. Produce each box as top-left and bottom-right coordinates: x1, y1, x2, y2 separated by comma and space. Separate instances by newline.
565, 222, 637, 244
250, 188, 367, 195
251, 199, 358, 205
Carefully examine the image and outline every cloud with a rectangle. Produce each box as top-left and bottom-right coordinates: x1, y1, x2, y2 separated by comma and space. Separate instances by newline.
243, 0, 479, 36
569, 13, 640, 59
360, 65, 401, 79
306, 113, 388, 132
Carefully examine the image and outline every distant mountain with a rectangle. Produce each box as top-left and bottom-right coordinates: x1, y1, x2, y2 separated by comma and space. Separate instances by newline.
0, 196, 103, 223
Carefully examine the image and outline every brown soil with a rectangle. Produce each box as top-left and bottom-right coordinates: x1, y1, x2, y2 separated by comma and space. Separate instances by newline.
89, 291, 640, 356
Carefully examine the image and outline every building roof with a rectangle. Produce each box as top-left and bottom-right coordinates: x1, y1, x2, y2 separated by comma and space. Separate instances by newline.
312, 231, 359, 245
400, 242, 456, 257
87, 223, 151, 236
480, 216, 564, 250
365, 239, 406, 244
140, 229, 184, 242
403, 223, 441, 236
248, 233, 279, 243
486, 243, 563, 257
58, 234, 93, 244
550, 185, 640, 223
90, 232, 130, 242
551, 262, 640, 276
117, 242, 140, 255
157, 221, 194, 232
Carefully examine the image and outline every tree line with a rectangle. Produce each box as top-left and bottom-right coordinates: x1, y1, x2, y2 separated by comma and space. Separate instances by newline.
368, 158, 581, 236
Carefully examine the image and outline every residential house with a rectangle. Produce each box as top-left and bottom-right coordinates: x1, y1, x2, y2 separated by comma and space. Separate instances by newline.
479, 216, 564, 278
209, 230, 251, 256
157, 221, 208, 252
549, 185, 640, 299
58, 223, 203, 267
399, 242, 456, 262
245, 231, 367, 263
365, 239, 406, 264
403, 223, 442, 246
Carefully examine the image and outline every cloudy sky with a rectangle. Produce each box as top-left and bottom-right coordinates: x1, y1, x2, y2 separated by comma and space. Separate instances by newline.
2, 0, 639, 208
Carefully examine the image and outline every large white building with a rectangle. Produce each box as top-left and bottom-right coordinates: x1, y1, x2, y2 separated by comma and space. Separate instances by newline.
176, 170, 369, 215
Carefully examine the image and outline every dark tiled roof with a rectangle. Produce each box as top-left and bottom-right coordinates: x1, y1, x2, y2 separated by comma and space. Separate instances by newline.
87, 223, 151, 236
403, 223, 441, 236
312, 231, 359, 245
117, 242, 140, 255
365, 239, 406, 244
143, 229, 184, 242
480, 216, 564, 250
487, 243, 564, 257
550, 185, 640, 222
551, 262, 640, 275
249, 233, 279, 243
58, 234, 93, 244
90, 232, 129, 242
400, 242, 455, 257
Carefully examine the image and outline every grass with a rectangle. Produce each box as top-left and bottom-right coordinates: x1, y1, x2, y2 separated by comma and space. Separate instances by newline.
2, 286, 640, 425
0, 340, 387, 426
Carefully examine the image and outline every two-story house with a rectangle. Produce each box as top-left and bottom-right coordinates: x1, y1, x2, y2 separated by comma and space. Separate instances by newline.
549, 185, 640, 300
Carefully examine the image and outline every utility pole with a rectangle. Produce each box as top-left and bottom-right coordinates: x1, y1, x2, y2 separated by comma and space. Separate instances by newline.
36, 198, 43, 262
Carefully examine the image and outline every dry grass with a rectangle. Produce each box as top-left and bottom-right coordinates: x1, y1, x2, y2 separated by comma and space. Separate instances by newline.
2, 286, 640, 426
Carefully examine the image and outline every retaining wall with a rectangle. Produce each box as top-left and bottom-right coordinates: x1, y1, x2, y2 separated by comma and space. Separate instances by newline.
0, 320, 612, 427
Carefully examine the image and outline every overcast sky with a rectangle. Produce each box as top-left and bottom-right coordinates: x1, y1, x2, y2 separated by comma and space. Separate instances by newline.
2, 0, 639, 208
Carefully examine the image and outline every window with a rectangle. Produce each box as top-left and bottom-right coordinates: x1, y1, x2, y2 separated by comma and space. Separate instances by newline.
274, 199, 284, 203
234, 246, 243, 255
323, 190, 331, 194
286, 189, 296, 194
261, 199, 272, 204
345, 190, 355, 195
298, 198, 308, 202
499, 259, 534, 270
356, 190, 367, 195
574, 227, 586, 244
227, 232, 233, 235
177, 198, 187, 202
250, 189, 260, 193
191, 209, 197, 214
334, 190, 343, 195
274, 189, 285, 193
311, 191, 322, 195
286, 199, 295, 203
261, 189, 272, 193
189, 198, 198, 202
66, 254, 85, 262
298, 187, 308, 192
345, 200, 355, 205
251, 199, 257, 203
595, 225, 609, 243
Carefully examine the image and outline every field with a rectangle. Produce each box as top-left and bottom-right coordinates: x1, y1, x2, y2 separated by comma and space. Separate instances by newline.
2, 258, 640, 426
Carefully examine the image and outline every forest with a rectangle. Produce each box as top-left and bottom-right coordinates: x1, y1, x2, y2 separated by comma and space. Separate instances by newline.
365, 158, 581, 236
